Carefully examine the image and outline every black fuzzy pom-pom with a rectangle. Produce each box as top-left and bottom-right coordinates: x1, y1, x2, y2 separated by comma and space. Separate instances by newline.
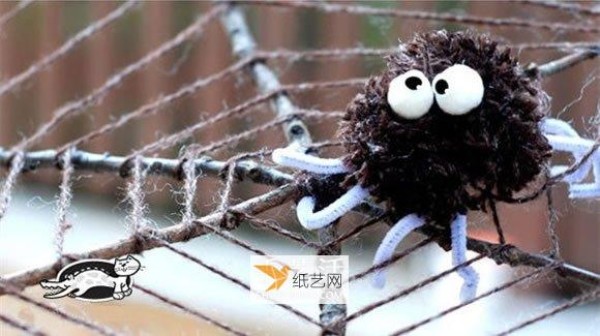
336, 30, 552, 224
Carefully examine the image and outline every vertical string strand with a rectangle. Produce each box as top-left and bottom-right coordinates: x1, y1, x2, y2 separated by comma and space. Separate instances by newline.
489, 199, 506, 244
181, 152, 198, 226
55, 148, 74, 257
546, 188, 561, 258
0, 151, 24, 221
218, 161, 237, 215
126, 155, 148, 232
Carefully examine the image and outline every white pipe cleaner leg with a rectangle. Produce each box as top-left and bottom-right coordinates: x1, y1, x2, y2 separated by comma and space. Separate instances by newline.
568, 150, 600, 198
542, 118, 580, 138
542, 118, 591, 182
272, 145, 350, 174
545, 134, 595, 153
451, 214, 479, 302
371, 214, 425, 289
542, 118, 599, 198
296, 185, 369, 230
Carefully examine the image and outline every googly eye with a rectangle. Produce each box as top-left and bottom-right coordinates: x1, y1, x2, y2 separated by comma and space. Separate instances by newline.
387, 69, 434, 119
432, 64, 484, 116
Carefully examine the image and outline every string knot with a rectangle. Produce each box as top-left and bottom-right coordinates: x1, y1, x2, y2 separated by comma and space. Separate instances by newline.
131, 227, 157, 255
219, 209, 243, 230
119, 157, 136, 178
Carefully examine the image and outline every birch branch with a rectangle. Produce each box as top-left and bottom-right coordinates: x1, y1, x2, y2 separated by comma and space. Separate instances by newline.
219, 3, 312, 146
533, 48, 600, 77
0, 148, 292, 186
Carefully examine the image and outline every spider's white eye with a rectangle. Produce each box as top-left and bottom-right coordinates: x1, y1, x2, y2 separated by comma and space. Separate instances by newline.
386, 69, 434, 119
432, 64, 484, 116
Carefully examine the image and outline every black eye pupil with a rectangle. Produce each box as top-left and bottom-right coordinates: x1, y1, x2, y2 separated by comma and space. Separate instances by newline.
435, 80, 449, 94
405, 76, 422, 90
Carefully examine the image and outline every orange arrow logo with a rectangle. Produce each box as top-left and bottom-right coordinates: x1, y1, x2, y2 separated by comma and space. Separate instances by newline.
254, 264, 292, 291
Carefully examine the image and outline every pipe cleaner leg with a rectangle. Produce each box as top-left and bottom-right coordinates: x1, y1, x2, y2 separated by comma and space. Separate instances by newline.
272, 145, 350, 174
296, 185, 369, 230
541, 118, 592, 185
545, 134, 595, 155
568, 150, 600, 198
545, 134, 599, 198
542, 118, 580, 138
543, 118, 599, 198
371, 214, 425, 289
543, 118, 589, 182
451, 214, 479, 302
545, 133, 594, 181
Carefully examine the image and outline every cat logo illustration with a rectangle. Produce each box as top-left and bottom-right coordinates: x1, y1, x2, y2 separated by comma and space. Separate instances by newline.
39, 255, 142, 302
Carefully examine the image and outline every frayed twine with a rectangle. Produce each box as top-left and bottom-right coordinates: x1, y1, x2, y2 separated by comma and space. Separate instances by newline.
54, 148, 75, 258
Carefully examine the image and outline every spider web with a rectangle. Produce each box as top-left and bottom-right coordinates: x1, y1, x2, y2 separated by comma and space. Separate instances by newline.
0, 1, 599, 335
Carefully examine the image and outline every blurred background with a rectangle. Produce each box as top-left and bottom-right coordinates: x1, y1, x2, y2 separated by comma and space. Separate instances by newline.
0, 1, 599, 335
